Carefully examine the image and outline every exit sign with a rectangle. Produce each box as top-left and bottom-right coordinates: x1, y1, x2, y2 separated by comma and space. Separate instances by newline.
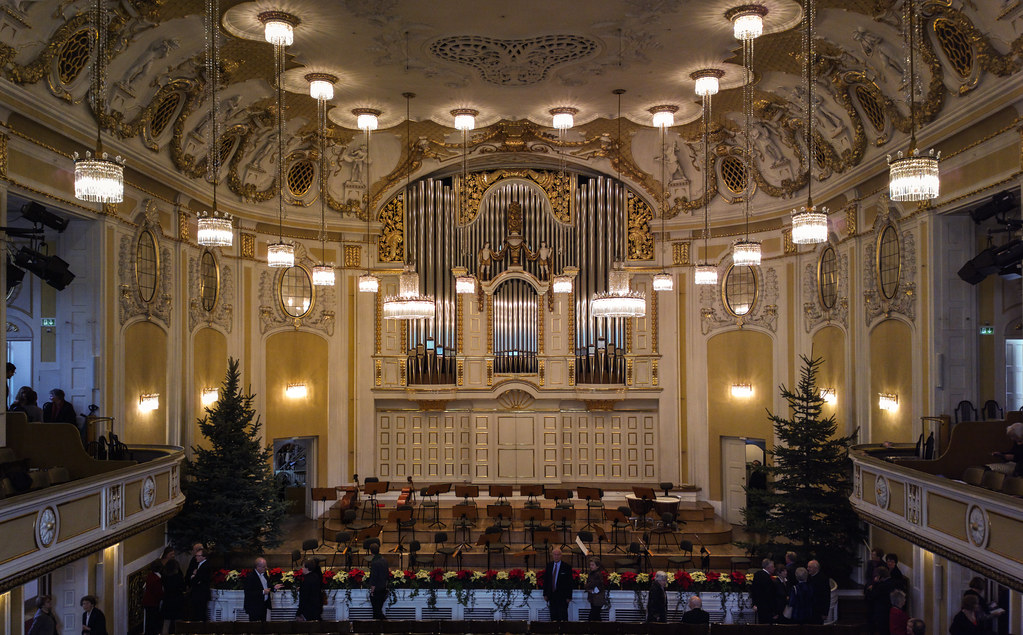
41, 318, 55, 327
980, 326, 994, 335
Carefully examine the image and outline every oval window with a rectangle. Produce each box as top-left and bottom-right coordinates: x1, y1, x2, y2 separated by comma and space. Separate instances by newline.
199, 250, 219, 312
818, 246, 838, 309
135, 230, 159, 303
877, 225, 900, 300
723, 265, 757, 317
279, 266, 313, 318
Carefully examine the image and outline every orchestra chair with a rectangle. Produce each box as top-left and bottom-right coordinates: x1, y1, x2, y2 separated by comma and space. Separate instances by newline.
592, 525, 608, 560
520, 507, 548, 548
387, 505, 416, 546
477, 527, 507, 569
434, 532, 457, 570
489, 484, 513, 506
486, 503, 514, 538
551, 507, 576, 548
361, 479, 388, 523
451, 504, 478, 549
532, 529, 559, 568
302, 538, 320, 561
330, 531, 352, 568
341, 508, 370, 534
667, 539, 696, 570
520, 484, 544, 509
455, 484, 479, 508
649, 512, 680, 549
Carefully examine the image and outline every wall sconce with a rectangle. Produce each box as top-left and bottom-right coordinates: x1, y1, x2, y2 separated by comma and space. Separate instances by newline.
731, 383, 753, 398
201, 388, 219, 407
878, 392, 899, 412
139, 394, 160, 412
286, 383, 308, 399
820, 388, 837, 406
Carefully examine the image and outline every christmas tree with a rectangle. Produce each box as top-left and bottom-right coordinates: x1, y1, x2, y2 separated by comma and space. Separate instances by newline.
169, 358, 286, 553
742, 355, 865, 579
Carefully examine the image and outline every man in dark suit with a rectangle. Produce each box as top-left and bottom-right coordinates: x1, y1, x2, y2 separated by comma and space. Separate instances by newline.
751, 558, 777, 624
681, 595, 711, 624
186, 547, 211, 621
367, 542, 389, 619
243, 557, 278, 622
543, 548, 574, 621
184, 543, 205, 582
80, 595, 107, 635
807, 559, 831, 625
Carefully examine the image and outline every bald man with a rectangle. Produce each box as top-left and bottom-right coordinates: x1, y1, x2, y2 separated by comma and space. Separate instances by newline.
243, 557, 275, 622
681, 595, 711, 624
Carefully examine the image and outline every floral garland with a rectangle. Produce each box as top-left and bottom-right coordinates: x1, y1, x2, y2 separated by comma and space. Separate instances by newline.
212, 568, 752, 595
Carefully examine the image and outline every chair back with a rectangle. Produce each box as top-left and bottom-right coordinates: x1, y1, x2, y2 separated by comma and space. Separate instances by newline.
982, 399, 1004, 421
434, 531, 448, 544
1002, 476, 1023, 496
955, 400, 979, 424
981, 469, 1006, 491
302, 538, 319, 551
679, 539, 694, 553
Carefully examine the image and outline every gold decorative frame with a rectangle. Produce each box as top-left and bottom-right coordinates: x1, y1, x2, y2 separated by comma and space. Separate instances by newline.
817, 245, 838, 310
135, 229, 160, 304
876, 224, 901, 301
721, 264, 759, 319
198, 250, 220, 313
277, 265, 315, 318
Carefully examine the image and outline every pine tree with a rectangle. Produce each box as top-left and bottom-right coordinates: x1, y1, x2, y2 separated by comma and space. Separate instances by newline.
169, 358, 286, 554
742, 355, 865, 580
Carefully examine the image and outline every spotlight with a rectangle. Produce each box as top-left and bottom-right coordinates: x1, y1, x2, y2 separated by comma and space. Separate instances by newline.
970, 191, 1016, 224
958, 239, 1023, 285
6, 257, 25, 293
20, 202, 68, 233
14, 247, 75, 290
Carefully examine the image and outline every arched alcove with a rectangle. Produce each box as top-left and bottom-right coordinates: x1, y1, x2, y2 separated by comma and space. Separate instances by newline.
869, 319, 914, 442
123, 320, 167, 445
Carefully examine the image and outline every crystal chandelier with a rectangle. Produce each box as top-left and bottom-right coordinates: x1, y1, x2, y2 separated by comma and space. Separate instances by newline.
732, 239, 761, 266
550, 107, 577, 130
455, 274, 477, 294
820, 388, 837, 405
888, 0, 939, 201
197, 212, 233, 247
552, 275, 573, 294
266, 15, 294, 268
383, 267, 436, 320
258, 11, 298, 47
452, 108, 478, 131
878, 392, 899, 411
196, 0, 233, 248
75, 0, 124, 204
790, 0, 828, 245
651, 104, 676, 292
726, 4, 768, 41
592, 265, 646, 318
312, 264, 335, 286
649, 105, 678, 129
355, 108, 381, 292
454, 107, 478, 295
730, 383, 754, 398
358, 274, 380, 293
693, 70, 719, 285
305, 72, 336, 101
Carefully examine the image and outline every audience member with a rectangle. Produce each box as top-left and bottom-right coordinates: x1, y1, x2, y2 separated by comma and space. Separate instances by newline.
161, 558, 185, 634
964, 576, 1004, 632
585, 558, 607, 622
773, 565, 790, 622
950, 595, 983, 635
646, 571, 668, 623
908, 618, 926, 635
142, 561, 163, 635
186, 547, 210, 622
6, 362, 15, 406
808, 559, 831, 624
243, 557, 275, 622
43, 388, 76, 424
868, 567, 896, 635
865, 548, 885, 587
752, 558, 777, 624
681, 595, 711, 624
27, 595, 59, 635
10, 386, 43, 421
990, 422, 1023, 476
296, 558, 323, 621
788, 567, 814, 624
184, 543, 205, 582
784, 551, 799, 589
886, 553, 908, 592
80, 595, 107, 635
368, 542, 389, 619
890, 589, 910, 635
542, 547, 573, 622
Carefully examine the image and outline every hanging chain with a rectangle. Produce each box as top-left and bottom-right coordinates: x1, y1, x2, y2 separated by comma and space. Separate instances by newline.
205, 0, 221, 206
319, 98, 327, 248
275, 41, 286, 239
804, 0, 815, 208
92, 0, 107, 150
703, 91, 711, 254
743, 36, 754, 239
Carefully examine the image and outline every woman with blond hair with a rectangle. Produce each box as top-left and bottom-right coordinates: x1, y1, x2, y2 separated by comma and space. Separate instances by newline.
990, 422, 1023, 475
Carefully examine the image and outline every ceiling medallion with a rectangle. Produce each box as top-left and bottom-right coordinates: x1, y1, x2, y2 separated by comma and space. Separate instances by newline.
429, 34, 598, 86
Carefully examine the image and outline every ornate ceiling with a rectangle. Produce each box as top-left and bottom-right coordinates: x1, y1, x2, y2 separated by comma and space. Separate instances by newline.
1, 0, 1022, 228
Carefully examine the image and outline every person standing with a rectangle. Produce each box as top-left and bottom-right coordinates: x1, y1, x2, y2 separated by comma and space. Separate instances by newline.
6, 362, 16, 407
368, 542, 389, 620
950, 595, 983, 635
141, 561, 163, 635
184, 543, 205, 582
80, 595, 107, 635
752, 558, 777, 624
243, 557, 276, 622
585, 559, 606, 622
186, 547, 211, 622
160, 558, 185, 634
296, 558, 324, 621
773, 565, 790, 622
868, 568, 897, 635
808, 559, 831, 624
543, 548, 573, 621
890, 589, 910, 635
27, 595, 59, 635
681, 595, 711, 624
886, 553, 908, 593
788, 567, 815, 625
646, 571, 668, 623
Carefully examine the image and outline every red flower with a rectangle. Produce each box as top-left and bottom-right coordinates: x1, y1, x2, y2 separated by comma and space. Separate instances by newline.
484, 570, 498, 580
456, 570, 471, 581
508, 569, 526, 581
268, 567, 283, 577
571, 568, 580, 580
707, 571, 721, 582
349, 568, 365, 582
430, 568, 445, 583
322, 570, 334, 584
212, 569, 229, 584
731, 571, 746, 585
621, 571, 638, 585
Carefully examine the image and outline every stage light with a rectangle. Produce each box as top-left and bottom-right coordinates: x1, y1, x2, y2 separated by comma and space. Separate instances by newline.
970, 191, 1016, 224
20, 202, 68, 232
14, 247, 75, 290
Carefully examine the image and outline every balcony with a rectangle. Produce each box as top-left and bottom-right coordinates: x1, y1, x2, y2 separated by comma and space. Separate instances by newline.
849, 414, 1023, 591
0, 417, 184, 593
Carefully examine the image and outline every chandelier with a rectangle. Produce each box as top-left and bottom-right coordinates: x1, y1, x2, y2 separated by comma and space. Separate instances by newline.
267, 12, 294, 268
790, 0, 828, 245
355, 108, 381, 292
310, 76, 334, 286
452, 108, 478, 131
305, 72, 336, 101
454, 108, 476, 295
592, 264, 646, 319
732, 240, 762, 266
552, 274, 573, 294
888, 0, 939, 201
692, 70, 720, 286
74, 0, 124, 204
726, 4, 768, 41
730, 3, 763, 267
550, 107, 577, 131
651, 105, 676, 292
196, 0, 233, 248
383, 267, 436, 320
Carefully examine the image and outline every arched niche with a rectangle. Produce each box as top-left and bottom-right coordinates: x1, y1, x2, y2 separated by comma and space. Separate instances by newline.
811, 325, 847, 434
191, 327, 228, 450
869, 319, 914, 442
123, 320, 167, 445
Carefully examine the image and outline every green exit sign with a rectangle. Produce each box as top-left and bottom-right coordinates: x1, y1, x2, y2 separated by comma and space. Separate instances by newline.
41, 318, 55, 327
980, 326, 994, 335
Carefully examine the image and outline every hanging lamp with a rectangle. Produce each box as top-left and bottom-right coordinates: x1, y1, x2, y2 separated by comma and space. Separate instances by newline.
887, 0, 939, 201
651, 106, 676, 292
266, 17, 294, 268
789, 0, 828, 245
454, 109, 476, 294
383, 93, 435, 320
310, 77, 334, 286
692, 70, 722, 285
730, 4, 764, 266
258, 11, 298, 46
197, 0, 233, 247
591, 89, 645, 318
354, 108, 382, 292
74, 0, 124, 203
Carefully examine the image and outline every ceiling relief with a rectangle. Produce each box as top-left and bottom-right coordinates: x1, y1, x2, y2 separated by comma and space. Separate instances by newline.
0, 1, 1022, 226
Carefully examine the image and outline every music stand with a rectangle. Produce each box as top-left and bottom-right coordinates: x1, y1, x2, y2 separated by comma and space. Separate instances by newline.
551, 507, 576, 549
451, 504, 478, 550
311, 487, 337, 543
476, 532, 504, 570
630, 487, 656, 528
512, 547, 537, 571
425, 483, 451, 528
520, 484, 544, 508
545, 488, 573, 509
487, 504, 513, 538
489, 484, 513, 505
604, 508, 629, 553
520, 507, 547, 548
455, 484, 479, 507
387, 508, 414, 551
351, 524, 382, 568
577, 486, 602, 530
363, 481, 389, 523
532, 529, 559, 567
593, 525, 608, 559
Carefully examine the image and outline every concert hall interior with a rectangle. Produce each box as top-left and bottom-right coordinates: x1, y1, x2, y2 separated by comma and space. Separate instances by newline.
2, 0, 1023, 633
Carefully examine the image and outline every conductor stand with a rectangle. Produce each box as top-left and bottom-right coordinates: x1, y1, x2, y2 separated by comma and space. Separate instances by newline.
311, 487, 338, 544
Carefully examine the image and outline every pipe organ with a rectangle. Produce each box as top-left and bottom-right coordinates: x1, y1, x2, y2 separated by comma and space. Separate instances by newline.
395, 169, 640, 385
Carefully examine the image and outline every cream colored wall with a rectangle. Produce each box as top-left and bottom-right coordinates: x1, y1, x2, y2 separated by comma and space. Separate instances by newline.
869, 319, 914, 442
706, 329, 774, 501
264, 331, 330, 488
191, 328, 228, 450
122, 321, 168, 445
812, 325, 846, 435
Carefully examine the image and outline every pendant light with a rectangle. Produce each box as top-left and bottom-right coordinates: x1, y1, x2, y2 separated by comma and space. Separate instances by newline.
692, 69, 723, 286
354, 107, 382, 292
650, 105, 677, 292
790, 0, 828, 245
310, 76, 334, 286
266, 14, 294, 268
887, 0, 939, 201
730, 4, 764, 266
591, 89, 646, 319
383, 93, 435, 320
74, 0, 124, 203
197, 0, 233, 247
454, 109, 476, 294
549, 106, 577, 294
